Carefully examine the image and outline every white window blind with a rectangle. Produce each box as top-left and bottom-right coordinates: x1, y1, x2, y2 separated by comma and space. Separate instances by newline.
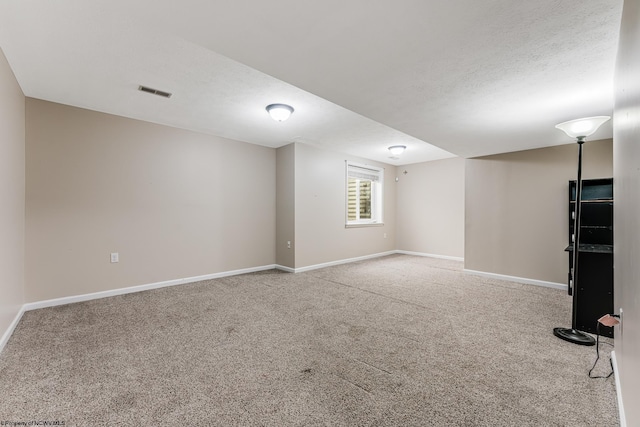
347, 167, 381, 182
345, 161, 384, 226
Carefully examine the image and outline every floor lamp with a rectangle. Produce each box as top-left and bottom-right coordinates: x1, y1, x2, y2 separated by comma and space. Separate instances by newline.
553, 116, 610, 346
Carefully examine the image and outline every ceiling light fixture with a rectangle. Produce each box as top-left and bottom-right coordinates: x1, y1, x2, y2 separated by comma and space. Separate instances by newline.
552, 115, 610, 347
266, 104, 294, 122
388, 145, 407, 156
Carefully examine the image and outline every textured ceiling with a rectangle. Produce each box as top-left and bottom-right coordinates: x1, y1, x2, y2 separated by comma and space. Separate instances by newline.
0, 1, 623, 165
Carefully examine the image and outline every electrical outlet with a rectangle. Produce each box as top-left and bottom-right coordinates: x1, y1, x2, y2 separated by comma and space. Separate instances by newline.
619, 308, 623, 336
110, 252, 119, 263
287, 241, 291, 249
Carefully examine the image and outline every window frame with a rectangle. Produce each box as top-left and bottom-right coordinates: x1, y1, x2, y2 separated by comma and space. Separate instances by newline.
345, 161, 384, 228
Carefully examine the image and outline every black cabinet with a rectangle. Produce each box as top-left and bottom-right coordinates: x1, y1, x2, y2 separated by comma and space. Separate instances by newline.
566, 178, 614, 338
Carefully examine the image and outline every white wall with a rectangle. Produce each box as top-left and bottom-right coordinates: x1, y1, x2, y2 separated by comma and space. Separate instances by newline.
465, 140, 613, 284
396, 157, 464, 258
613, 0, 640, 423
0, 47, 25, 346
293, 143, 396, 268
25, 99, 276, 302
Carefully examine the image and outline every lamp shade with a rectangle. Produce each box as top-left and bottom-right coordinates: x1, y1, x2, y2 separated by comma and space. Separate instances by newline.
266, 104, 294, 122
555, 116, 610, 139
388, 145, 407, 155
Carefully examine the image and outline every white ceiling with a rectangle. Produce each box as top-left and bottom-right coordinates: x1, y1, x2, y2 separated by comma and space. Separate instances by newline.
0, 1, 623, 165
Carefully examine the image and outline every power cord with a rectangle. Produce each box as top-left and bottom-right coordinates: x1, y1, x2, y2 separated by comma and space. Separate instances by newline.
588, 315, 618, 379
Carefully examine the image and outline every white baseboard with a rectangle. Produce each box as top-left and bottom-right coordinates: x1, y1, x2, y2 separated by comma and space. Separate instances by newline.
3, 255, 566, 355
396, 250, 464, 262
0, 305, 26, 354
1, 252, 448, 353
463, 269, 567, 291
611, 350, 626, 427
23, 264, 277, 312
1, 264, 278, 355
19, 251, 466, 313
275, 265, 295, 273
292, 251, 398, 273
277, 250, 464, 274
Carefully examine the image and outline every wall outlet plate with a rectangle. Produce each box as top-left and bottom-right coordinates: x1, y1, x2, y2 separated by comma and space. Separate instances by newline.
619, 308, 623, 336
110, 252, 119, 263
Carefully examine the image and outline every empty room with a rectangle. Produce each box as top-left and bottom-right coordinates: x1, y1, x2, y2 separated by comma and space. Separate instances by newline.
1, 1, 638, 426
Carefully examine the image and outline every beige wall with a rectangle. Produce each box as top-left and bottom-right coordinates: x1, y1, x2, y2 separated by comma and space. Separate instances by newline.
613, 0, 640, 423
25, 99, 276, 302
0, 48, 25, 339
293, 143, 396, 268
396, 157, 464, 258
276, 143, 295, 268
465, 140, 613, 284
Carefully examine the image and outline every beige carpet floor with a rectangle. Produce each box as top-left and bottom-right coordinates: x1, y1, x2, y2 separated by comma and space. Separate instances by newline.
0, 255, 618, 426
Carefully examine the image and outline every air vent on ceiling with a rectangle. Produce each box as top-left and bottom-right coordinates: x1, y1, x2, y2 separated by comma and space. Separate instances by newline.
138, 85, 172, 98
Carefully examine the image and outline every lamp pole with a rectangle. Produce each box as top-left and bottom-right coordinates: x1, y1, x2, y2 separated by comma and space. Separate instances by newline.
552, 137, 596, 345
552, 116, 610, 345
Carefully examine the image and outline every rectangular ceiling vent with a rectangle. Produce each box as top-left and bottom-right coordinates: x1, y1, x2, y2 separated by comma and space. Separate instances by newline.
138, 85, 172, 98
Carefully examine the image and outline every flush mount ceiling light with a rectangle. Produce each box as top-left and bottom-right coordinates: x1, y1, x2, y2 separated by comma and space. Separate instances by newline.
555, 116, 610, 140
266, 103, 294, 122
388, 145, 407, 156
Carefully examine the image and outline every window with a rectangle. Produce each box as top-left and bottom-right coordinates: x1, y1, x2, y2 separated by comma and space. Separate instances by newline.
346, 161, 384, 226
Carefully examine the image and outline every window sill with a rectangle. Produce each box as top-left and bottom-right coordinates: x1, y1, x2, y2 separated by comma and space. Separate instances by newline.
345, 222, 385, 228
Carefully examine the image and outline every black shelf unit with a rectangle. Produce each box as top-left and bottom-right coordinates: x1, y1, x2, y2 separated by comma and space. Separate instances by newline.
566, 178, 614, 338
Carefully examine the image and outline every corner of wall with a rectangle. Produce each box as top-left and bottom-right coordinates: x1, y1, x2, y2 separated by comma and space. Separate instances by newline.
276, 143, 295, 269
0, 46, 26, 352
